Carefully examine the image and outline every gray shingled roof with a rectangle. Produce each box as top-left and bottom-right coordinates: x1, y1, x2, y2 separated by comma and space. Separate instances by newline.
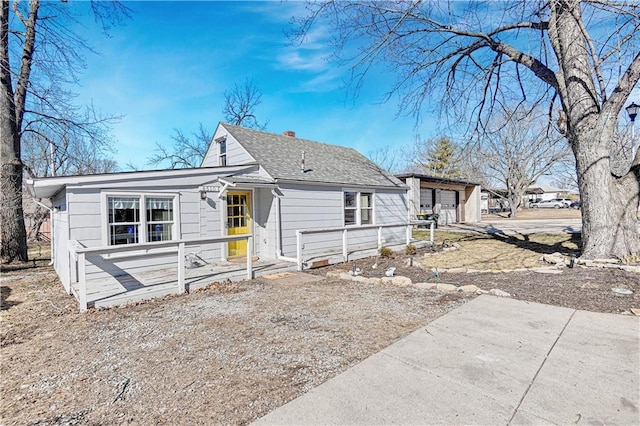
222, 123, 405, 188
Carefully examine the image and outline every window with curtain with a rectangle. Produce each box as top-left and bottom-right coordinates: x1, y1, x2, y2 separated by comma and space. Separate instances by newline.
107, 195, 176, 245
108, 196, 140, 245
146, 197, 174, 242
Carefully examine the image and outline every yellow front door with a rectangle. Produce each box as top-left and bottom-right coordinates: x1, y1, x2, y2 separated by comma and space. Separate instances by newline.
226, 191, 251, 257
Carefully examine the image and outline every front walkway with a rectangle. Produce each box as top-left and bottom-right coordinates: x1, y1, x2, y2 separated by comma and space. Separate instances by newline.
254, 295, 639, 425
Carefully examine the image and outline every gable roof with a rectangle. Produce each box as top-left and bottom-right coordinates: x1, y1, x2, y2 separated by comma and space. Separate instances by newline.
221, 123, 405, 189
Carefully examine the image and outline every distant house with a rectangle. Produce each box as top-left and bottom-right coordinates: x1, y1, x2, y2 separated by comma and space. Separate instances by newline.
525, 184, 576, 205
27, 123, 412, 309
396, 173, 482, 224
481, 184, 577, 213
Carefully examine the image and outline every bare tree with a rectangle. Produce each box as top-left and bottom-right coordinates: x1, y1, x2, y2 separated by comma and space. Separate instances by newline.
150, 80, 269, 169
366, 145, 403, 173
22, 128, 118, 240
1, 0, 128, 262
223, 78, 269, 130
471, 109, 572, 218
148, 125, 212, 169
295, 0, 640, 259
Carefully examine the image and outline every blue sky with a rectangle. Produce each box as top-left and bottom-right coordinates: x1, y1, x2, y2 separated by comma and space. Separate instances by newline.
75, 1, 435, 171
73, 1, 639, 173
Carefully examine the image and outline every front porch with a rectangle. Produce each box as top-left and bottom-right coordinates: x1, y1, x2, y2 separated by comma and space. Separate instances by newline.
70, 257, 295, 310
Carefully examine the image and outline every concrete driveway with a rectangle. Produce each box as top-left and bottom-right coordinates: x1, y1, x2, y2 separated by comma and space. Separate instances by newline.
254, 296, 639, 425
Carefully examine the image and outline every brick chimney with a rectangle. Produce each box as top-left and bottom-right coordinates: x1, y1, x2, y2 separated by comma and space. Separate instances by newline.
283, 130, 296, 137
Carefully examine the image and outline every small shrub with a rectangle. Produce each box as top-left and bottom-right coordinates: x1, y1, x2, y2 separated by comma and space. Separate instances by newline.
405, 244, 417, 256
379, 246, 394, 258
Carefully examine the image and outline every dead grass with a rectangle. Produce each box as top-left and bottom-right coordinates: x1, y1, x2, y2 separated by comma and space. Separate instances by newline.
484, 208, 581, 220
413, 230, 581, 270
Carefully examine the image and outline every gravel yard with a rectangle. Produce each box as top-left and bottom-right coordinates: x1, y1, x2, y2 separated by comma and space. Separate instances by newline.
2, 236, 639, 425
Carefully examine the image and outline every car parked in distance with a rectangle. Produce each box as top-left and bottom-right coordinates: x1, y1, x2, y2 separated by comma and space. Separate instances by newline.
530, 199, 565, 209
570, 200, 581, 209
551, 198, 573, 207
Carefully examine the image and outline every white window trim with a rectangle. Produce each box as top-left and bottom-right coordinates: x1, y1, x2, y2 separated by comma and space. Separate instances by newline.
218, 137, 227, 167
101, 192, 181, 246
343, 189, 375, 226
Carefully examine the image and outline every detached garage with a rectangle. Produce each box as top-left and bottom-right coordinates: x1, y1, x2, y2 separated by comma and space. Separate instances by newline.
396, 173, 482, 225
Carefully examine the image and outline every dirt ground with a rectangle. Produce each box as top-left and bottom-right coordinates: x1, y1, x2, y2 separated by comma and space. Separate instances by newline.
2, 232, 639, 425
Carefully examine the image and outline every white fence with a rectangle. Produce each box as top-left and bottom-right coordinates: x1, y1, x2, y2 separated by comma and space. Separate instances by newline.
295, 221, 434, 271
70, 234, 253, 312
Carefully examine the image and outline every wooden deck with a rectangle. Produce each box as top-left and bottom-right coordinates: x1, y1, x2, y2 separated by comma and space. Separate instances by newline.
70, 258, 295, 309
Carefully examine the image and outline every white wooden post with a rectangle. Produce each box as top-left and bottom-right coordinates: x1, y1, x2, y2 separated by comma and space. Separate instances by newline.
246, 235, 253, 280
78, 252, 87, 312
430, 221, 435, 244
377, 226, 383, 249
177, 242, 185, 294
296, 231, 303, 271
342, 229, 348, 262
406, 224, 411, 245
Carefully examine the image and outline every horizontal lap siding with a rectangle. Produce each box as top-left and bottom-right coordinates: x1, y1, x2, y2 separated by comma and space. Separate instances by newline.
199, 195, 222, 262
254, 189, 275, 259
279, 185, 343, 257
52, 192, 70, 291
280, 186, 409, 258
345, 227, 378, 251
375, 191, 409, 247
375, 190, 408, 224
68, 188, 222, 282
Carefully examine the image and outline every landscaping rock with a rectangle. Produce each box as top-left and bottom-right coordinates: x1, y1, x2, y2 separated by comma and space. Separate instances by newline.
541, 252, 567, 265
533, 268, 564, 274
391, 276, 413, 287
489, 288, 511, 297
458, 284, 480, 293
413, 282, 437, 290
436, 283, 458, 293
593, 258, 621, 264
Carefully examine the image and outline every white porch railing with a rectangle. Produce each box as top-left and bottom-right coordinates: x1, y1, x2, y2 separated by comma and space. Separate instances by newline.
70, 234, 253, 312
295, 221, 434, 271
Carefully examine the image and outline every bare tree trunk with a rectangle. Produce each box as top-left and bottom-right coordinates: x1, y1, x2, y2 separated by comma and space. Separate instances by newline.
1, 1, 27, 262
575, 123, 640, 259
0, 0, 38, 262
0, 162, 28, 262
549, 0, 639, 260
27, 205, 49, 241
507, 193, 521, 219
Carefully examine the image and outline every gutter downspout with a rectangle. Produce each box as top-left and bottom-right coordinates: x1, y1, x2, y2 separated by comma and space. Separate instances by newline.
271, 188, 297, 263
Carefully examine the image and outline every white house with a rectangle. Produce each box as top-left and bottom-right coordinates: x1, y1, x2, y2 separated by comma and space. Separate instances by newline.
27, 123, 412, 309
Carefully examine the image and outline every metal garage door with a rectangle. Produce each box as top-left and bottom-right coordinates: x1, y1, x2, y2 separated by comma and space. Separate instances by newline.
440, 190, 457, 224
419, 189, 433, 212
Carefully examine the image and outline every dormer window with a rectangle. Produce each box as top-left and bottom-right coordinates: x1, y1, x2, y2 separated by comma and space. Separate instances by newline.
219, 138, 227, 166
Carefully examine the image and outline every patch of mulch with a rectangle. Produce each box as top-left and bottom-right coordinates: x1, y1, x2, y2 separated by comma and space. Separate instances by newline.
314, 246, 640, 315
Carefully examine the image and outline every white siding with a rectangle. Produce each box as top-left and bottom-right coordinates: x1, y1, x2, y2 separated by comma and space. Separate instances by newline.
201, 125, 255, 167
254, 188, 276, 259
67, 186, 226, 282
279, 185, 344, 257
279, 185, 408, 258
52, 192, 70, 292
375, 190, 408, 224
